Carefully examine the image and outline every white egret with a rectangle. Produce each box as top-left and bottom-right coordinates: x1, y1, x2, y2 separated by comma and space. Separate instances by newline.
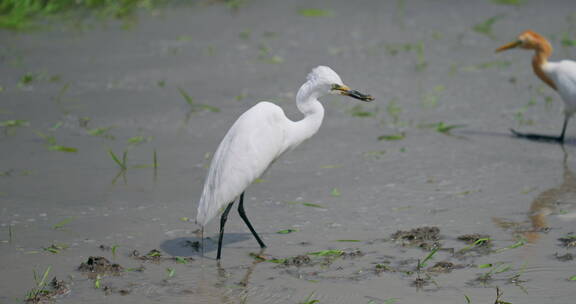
196, 66, 374, 259
496, 30, 576, 143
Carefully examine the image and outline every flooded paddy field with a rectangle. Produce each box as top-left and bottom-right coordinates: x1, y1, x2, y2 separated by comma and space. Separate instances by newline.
1, 0, 576, 303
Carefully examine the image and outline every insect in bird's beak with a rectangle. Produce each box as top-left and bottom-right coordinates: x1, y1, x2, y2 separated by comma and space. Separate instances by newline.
332, 84, 374, 102
495, 40, 522, 53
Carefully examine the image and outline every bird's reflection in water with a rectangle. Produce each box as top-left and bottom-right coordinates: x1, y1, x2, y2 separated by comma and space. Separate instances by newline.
493, 146, 576, 243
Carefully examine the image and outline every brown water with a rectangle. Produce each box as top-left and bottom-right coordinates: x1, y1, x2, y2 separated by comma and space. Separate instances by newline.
1, 0, 576, 303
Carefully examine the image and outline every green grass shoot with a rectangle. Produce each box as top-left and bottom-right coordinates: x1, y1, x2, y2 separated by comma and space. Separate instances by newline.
491, 0, 525, 5
496, 239, 525, 253
175, 256, 188, 264
48, 145, 78, 153
153, 149, 158, 169
111, 245, 119, 258
464, 295, 471, 303
87, 126, 114, 139
308, 249, 343, 257
561, 32, 576, 47
461, 60, 511, 71
298, 9, 333, 17
178, 87, 220, 112
349, 104, 376, 117
166, 267, 175, 278
461, 237, 491, 251
330, 187, 341, 197
378, 133, 405, 141
276, 229, 297, 234
53, 217, 73, 229
0, 119, 29, 128
569, 275, 576, 281
436, 122, 466, 133
472, 15, 501, 38
299, 292, 320, 304
26, 266, 52, 301
418, 247, 439, 268
108, 149, 127, 170
94, 275, 101, 289
43, 243, 67, 254
302, 202, 325, 208
127, 135, 151, 145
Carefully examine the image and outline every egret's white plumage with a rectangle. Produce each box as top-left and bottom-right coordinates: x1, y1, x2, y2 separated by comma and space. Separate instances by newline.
196, 66, 369, 227
497, 30, 576, 141
194, 66, 373, 259
543, 60, 576, 116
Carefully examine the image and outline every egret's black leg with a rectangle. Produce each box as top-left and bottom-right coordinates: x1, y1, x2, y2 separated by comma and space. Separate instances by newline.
217, 202, 235, 260
238, 192, 266, 248
559, 115, 569, 143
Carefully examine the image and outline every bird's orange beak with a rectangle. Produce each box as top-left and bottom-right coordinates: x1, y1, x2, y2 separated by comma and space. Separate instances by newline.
496, 40, 521, 53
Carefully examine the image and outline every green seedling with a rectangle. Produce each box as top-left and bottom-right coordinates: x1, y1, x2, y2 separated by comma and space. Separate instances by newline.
569, 275, 576, 281
561, 33, 576, 47
94, 275, 101, 289
349, 104, 376, 117
111, 245, 119, 258
330, 187, 341, 197
436, 122, 466, 134
127, 135, 151, 145
378, 133, 405, 141
299, 291, 320, 304
43, 244, 67, 254
26, 266, 52, 302
178, 87, 220, 112
464, 295, 471, 303
496, 239, 525, 253
473, 15, 502, 38
87, 127, 114, 139
53, 218, 73, 229
108, 149, 127, 170
418, 247, 439, 268
492, 0, 525, 5
462, 60, 511, 71
175, 256, 188, 264
276, 229, 297, 234
308, 249, 343, 257
166, 267, 175, 278
298, 9, 333, 17
461, 237, 491, 251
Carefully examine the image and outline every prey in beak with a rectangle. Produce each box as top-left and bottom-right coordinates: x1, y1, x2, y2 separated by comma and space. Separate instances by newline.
332, 84, 374, 102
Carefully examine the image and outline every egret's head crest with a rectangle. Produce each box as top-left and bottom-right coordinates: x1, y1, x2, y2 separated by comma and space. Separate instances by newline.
306, 66, 344, 86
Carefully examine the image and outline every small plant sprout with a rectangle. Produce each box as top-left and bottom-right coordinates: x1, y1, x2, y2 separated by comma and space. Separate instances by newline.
26, 266, 52, 301
166, 267, 175, 278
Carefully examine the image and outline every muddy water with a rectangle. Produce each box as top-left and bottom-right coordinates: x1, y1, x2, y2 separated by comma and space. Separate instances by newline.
1, 0, 576, 303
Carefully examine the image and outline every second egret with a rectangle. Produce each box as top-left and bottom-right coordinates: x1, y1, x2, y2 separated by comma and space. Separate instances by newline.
496, 30, 576, 143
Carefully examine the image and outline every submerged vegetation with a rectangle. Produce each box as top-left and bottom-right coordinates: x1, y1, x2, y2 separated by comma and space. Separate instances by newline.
0, 0, 164, 30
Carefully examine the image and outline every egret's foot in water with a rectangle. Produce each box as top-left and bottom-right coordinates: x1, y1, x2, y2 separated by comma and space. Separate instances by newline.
510, 128, 564, 143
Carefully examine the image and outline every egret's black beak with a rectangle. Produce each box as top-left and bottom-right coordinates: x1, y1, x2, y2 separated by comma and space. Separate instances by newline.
333, 84, 374, 102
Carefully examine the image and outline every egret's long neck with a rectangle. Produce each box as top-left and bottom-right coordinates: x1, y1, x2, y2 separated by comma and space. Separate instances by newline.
531, 39, 557, 90
288, 81, 325, 147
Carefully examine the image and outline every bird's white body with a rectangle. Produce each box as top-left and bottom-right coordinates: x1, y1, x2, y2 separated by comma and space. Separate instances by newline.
196, 66, 347, 226
543, 60, 576, 116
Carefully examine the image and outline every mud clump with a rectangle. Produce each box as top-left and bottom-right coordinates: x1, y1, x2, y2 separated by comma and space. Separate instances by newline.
457, 234, 491, 247
283, 255, 311, 267
391, 226, 441, 250
78, 256, 123, 275
131, 249, 194, 263
342, 249, 364, 259
558, 235, 576, 248
555, 252, 574, 261
427, 261, 463, 273
26, 277, 70, 303
374, 262, 395, 274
